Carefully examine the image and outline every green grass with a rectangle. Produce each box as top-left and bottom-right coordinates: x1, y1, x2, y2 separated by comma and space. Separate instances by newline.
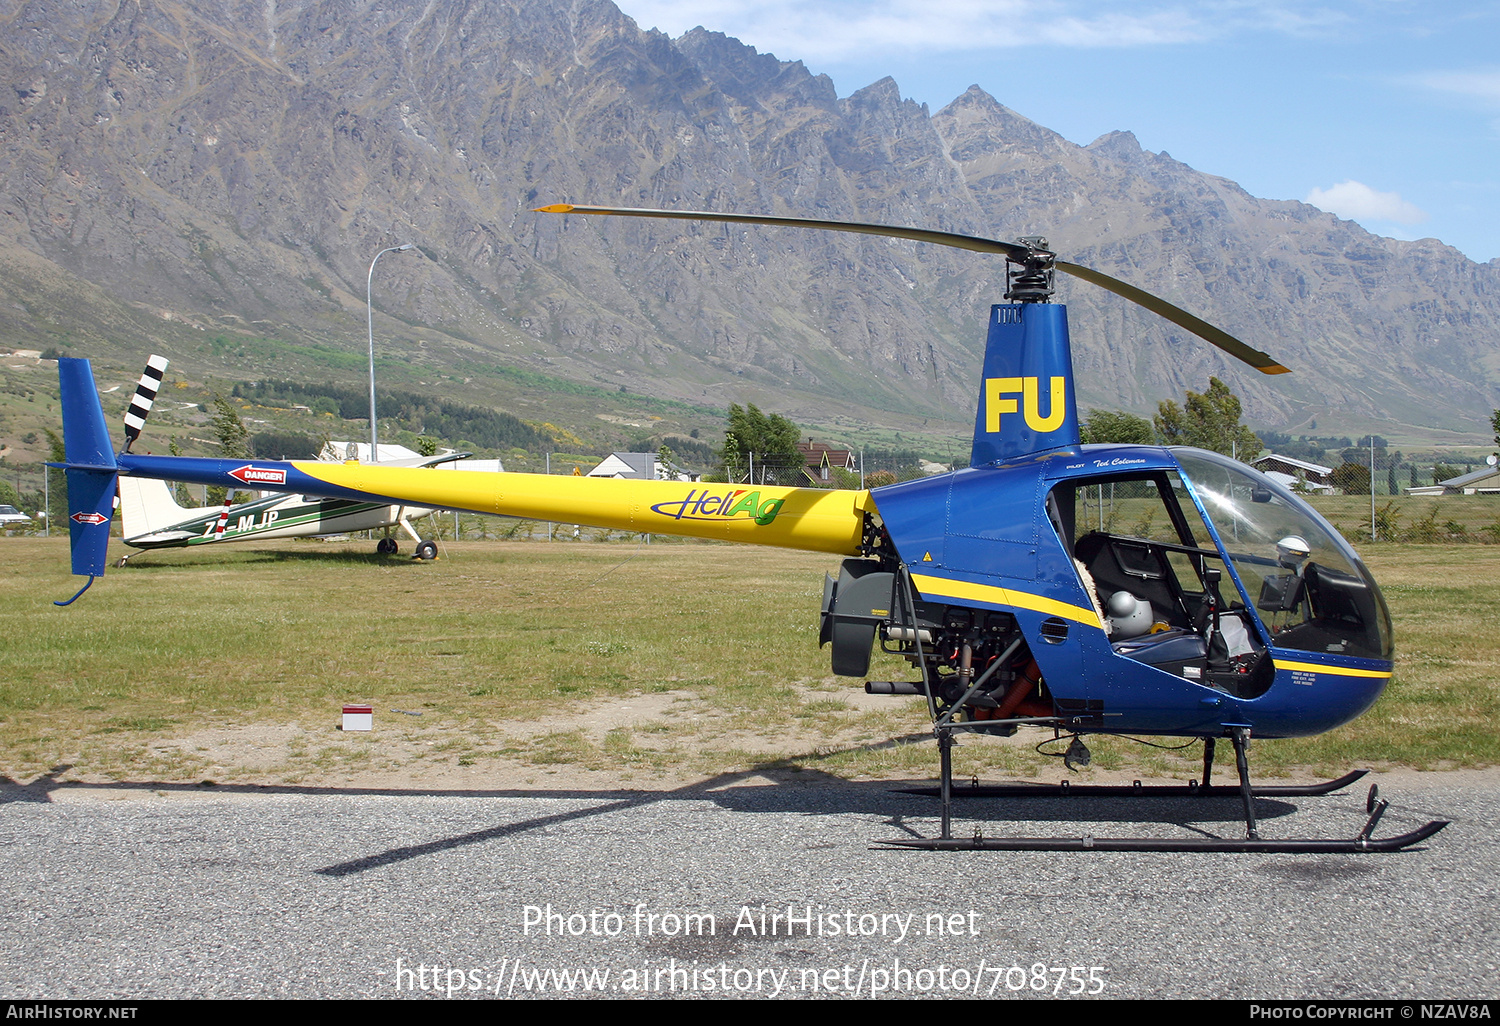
1307, 494, 1500, 543
0, 536, 1495, 786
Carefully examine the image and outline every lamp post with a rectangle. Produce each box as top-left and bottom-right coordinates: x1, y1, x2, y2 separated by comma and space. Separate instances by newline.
366, 242, 414, 463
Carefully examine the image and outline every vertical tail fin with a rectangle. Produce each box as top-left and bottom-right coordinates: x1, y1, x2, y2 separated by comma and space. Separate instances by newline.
969, 304, 1081, 467
56, 358, 119, 580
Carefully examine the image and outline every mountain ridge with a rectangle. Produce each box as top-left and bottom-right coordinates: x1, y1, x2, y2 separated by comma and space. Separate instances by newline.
0, 0, 1495, 443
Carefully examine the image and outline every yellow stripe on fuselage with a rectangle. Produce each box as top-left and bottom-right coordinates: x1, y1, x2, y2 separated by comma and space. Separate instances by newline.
1272, 659, 1392, 679
291, 462, 872, 556
910, 572, 1104, 628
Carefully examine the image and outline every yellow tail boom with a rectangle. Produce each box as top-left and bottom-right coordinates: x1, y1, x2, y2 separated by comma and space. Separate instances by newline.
295, 462, 873, 556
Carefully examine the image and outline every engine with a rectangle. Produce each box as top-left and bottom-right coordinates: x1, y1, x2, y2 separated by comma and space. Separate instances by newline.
818, 557, 1053, 729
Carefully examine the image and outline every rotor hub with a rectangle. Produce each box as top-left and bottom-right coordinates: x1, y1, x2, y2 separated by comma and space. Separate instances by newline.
1005, 237, 1056, 303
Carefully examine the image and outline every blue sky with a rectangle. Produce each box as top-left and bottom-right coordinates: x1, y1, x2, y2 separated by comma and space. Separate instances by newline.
620, 1, 1500, 263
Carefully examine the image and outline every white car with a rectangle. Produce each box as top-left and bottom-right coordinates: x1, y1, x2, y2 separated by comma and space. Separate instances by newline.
0, 504, 32, 525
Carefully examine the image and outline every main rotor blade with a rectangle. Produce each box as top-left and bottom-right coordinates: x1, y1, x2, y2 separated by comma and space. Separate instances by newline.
538, 203, 1289, 374
1056, 260, 1290, 374
536, 203, 1032, 262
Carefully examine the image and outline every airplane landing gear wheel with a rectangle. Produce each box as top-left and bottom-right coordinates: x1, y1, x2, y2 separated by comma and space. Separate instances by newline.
414, 540, 438, 561
376, 537, 398, 555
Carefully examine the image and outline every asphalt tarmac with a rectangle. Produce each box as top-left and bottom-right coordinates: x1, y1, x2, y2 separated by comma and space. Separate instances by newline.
1, 771, 1494, 1000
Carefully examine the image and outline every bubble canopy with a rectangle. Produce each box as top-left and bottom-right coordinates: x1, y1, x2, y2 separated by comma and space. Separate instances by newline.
1172, 448, 1392, 662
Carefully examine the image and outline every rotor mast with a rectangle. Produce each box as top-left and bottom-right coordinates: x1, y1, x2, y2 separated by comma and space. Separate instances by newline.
1004, 237, 1056, 304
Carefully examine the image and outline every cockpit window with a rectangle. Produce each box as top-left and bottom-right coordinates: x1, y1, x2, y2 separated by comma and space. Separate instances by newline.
1051, 471, 1224, 633
1172, 448, 1392, 661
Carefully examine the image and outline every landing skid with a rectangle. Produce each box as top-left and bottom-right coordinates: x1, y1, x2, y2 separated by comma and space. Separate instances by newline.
897, 770, 1370, 799
878, 819, 1451, 853
882, 727, 1449, 854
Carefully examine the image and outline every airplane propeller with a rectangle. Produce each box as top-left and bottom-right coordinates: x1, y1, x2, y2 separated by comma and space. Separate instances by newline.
537, 204, 1289, 375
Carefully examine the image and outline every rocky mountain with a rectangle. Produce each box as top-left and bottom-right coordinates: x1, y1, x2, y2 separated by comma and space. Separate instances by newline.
1, 0, 1497, 440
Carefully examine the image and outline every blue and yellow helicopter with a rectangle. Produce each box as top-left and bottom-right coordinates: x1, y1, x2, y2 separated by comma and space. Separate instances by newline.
53, 204, 1447, 852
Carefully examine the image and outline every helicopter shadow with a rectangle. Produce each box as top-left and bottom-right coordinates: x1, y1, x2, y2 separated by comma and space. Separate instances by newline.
4, 740, 1306, 875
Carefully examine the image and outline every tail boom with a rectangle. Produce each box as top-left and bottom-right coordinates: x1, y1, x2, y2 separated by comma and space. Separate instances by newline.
118, 454, 873, 556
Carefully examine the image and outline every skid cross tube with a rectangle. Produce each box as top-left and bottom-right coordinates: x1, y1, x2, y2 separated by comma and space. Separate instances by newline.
893, 562, 938, 722
886, 726, 1450, 852
1230, 726, 1259, 840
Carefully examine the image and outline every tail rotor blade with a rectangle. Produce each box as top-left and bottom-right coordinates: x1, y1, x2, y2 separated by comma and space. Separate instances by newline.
123, 354, 170, 452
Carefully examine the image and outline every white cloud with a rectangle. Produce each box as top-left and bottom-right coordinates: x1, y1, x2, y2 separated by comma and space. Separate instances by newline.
1412, 68, 1500, 107
1305, 181, 1428, 226
1405, 68, 1500, 139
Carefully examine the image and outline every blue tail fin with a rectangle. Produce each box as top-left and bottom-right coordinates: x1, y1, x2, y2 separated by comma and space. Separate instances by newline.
969, 304, 1081, 467
56, 358, 119, 579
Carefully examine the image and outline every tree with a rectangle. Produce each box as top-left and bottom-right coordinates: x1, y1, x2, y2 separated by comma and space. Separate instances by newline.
43, 428, 67, 528
1331, 462, 1371, 494
657, 444, 686, 482
1153, 377, 1262, 460
721, 404, 804, 486
1080, 409, 1155, 445
252, 430, 320, 460
167, 438, 197, 507
207, 392, 251, 504
1491, 408, 1500, 450
211, 392, 251, 458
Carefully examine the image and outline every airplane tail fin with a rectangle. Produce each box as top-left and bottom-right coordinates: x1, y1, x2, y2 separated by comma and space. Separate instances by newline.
117, 476, 199, 541
56, 357, 119, 581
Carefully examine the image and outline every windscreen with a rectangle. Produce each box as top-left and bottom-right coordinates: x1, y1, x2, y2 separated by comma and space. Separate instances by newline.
1172, 449, 1392, 661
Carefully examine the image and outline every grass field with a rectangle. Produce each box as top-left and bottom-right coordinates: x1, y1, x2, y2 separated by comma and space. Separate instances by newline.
1, 536, 1495, 788
1307, 493, 1500, 544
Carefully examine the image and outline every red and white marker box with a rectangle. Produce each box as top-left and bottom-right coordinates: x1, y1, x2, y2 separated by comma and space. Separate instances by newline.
342, 705, 373, 732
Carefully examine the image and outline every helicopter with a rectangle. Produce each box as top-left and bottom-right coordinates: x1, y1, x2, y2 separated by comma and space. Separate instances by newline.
51, 204, 1448, 853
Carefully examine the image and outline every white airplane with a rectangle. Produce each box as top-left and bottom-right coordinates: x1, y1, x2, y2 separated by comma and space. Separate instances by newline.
112, 356, 477, 563
116, 451, 468, 564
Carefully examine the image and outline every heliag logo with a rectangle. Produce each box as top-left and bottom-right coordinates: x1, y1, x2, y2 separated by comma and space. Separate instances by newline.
651, 489, 786, 526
